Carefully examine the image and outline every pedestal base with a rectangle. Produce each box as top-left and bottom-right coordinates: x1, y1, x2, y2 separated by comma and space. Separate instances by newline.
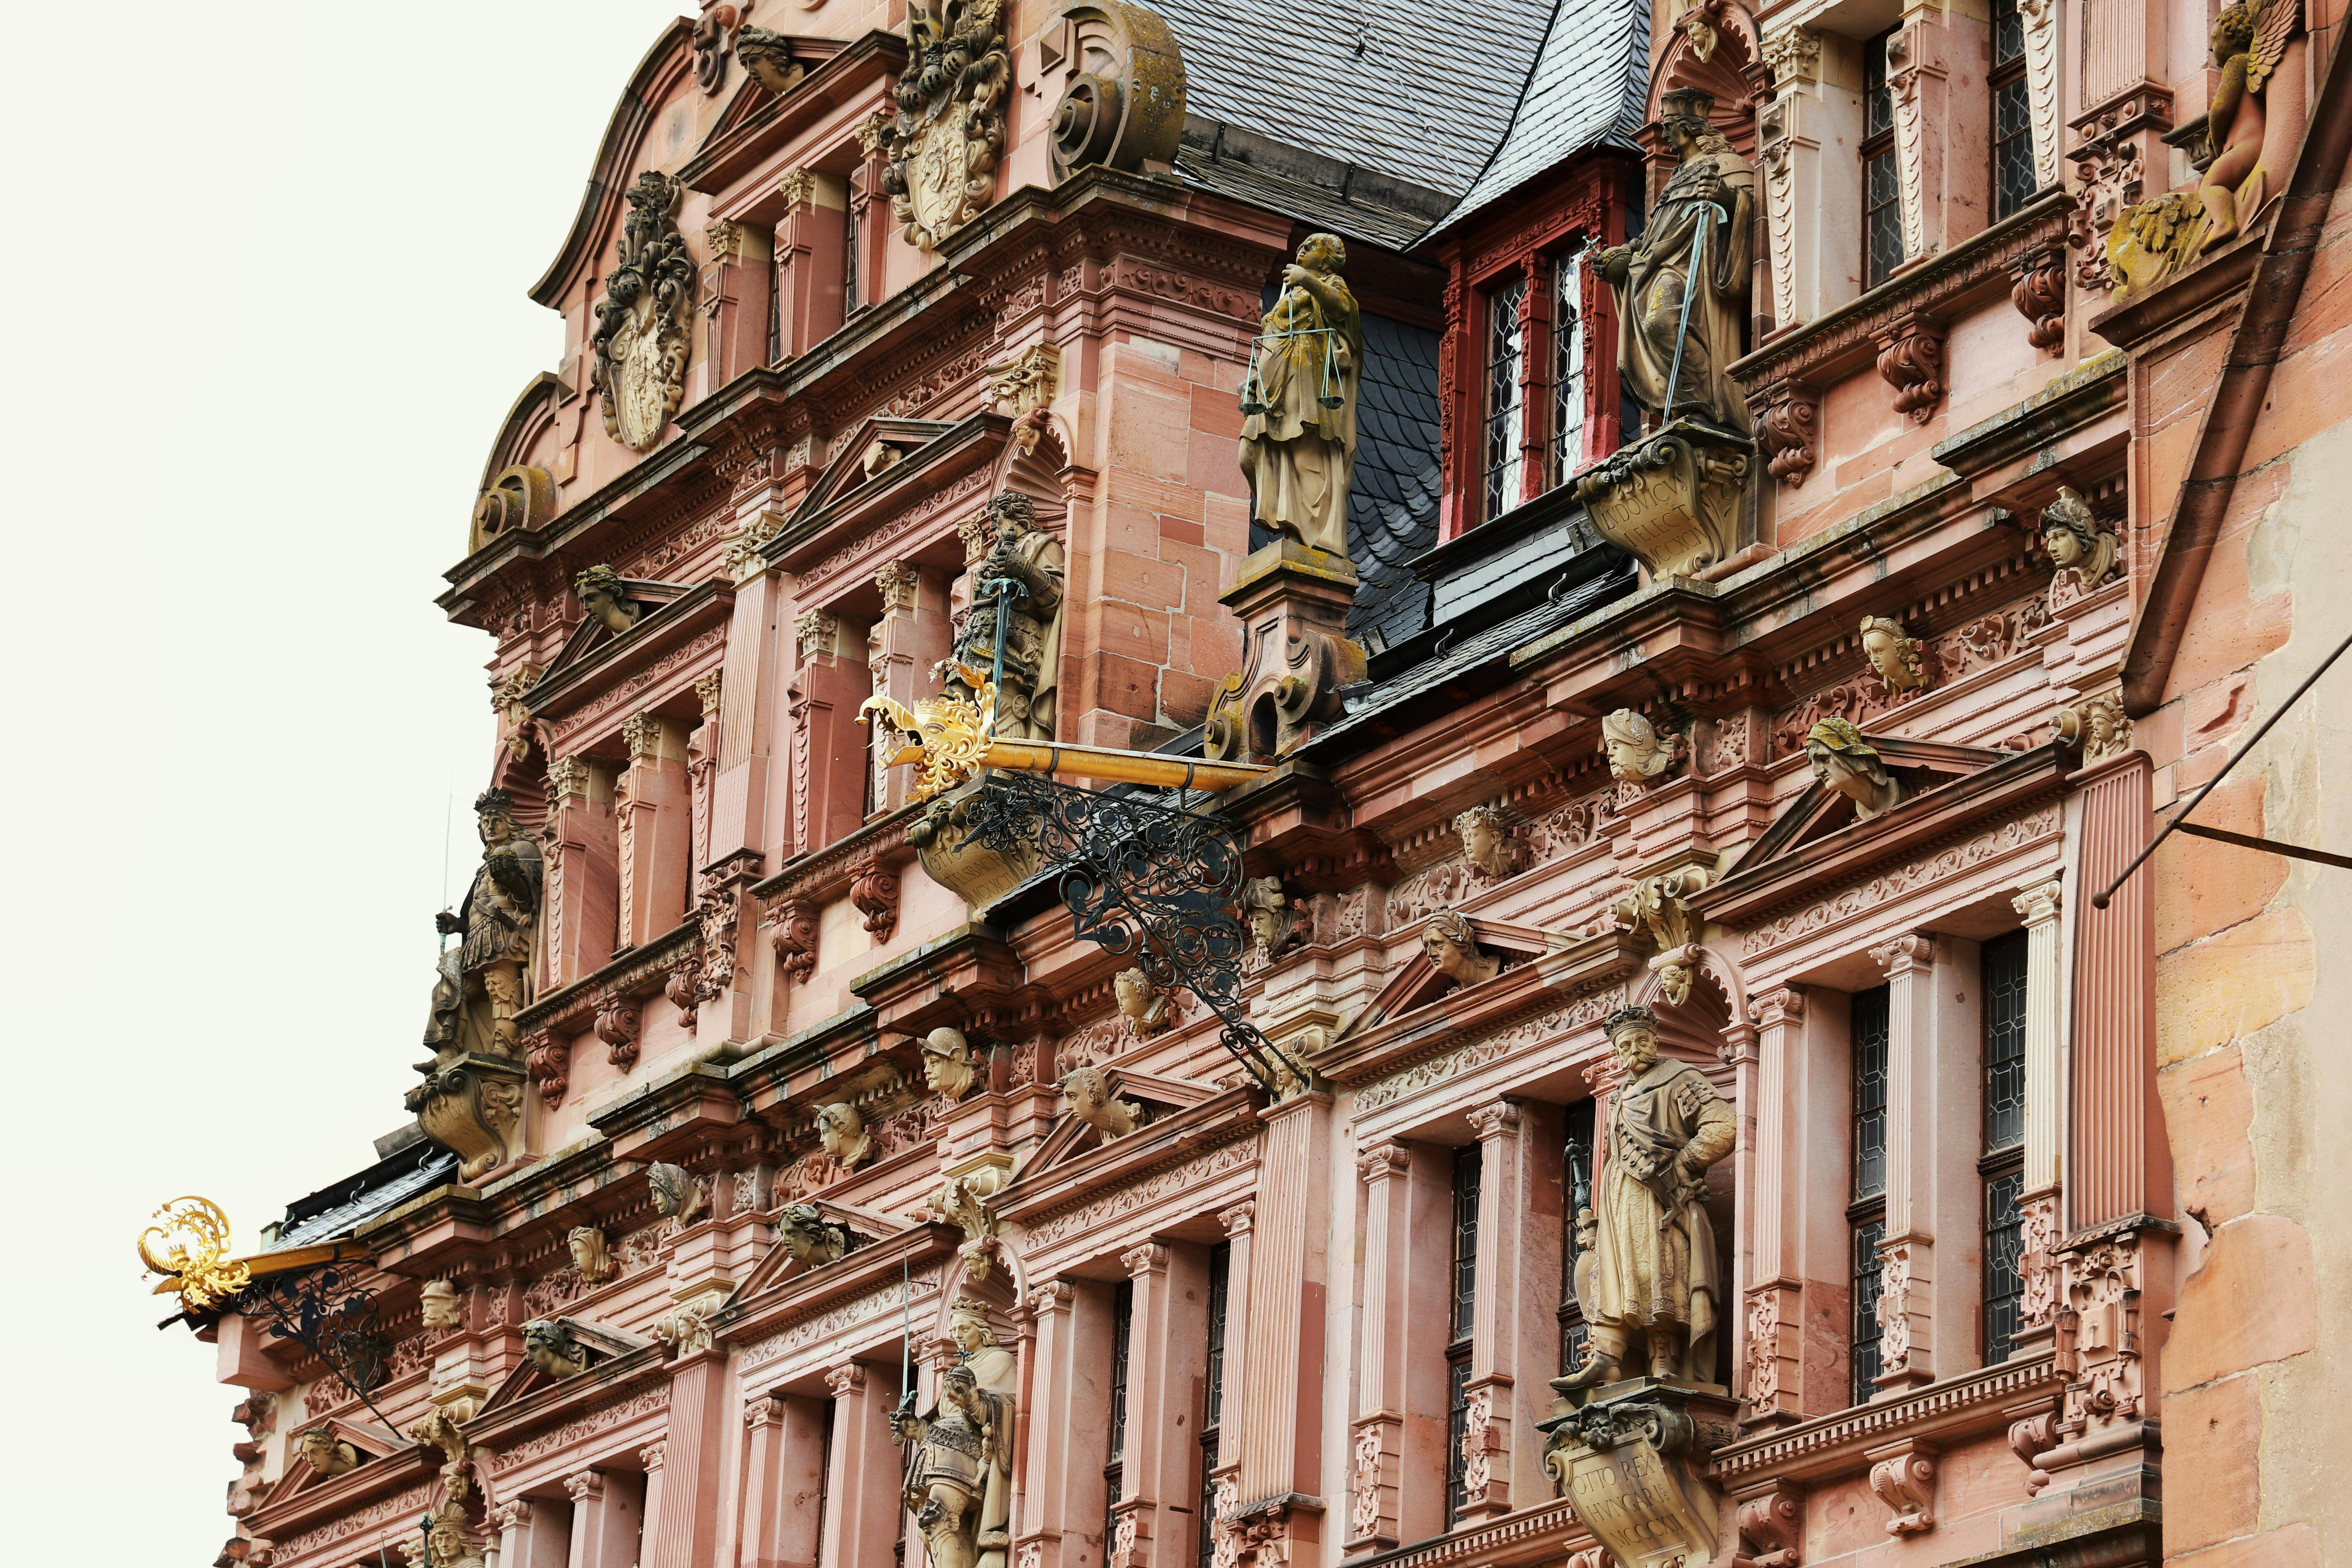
1538, 1380, 1739, 1568
1574, 421, 1754, 581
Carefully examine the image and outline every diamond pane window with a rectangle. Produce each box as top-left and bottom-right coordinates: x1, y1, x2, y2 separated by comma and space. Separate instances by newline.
1852, 986, 1891, 1201
1984, 1170, 2026, 1363
1551, 251, 1585, 486
1851, 1217, 1886, 1404
1482, 277, 1527, 522
1983, 931, 2029, 1150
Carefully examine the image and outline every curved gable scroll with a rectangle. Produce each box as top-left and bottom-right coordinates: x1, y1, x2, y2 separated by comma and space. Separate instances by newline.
1644, 0, 1769, 161
529, 18, 696, 310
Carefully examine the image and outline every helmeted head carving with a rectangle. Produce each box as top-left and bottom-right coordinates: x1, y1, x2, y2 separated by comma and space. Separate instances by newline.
646, 1162, 705, 1227
1601, 709, 1683, 784
2039, 487, 2120, 588
1603, 1004, 1661, 1075
420, 1278, 462, 1332
1802, 717, 1900, 819
1421, 909, 1502, 989
815, 1101, 872, 1168
922, 1026, 978, 1099
1242, 876, 1303, 957
574, 564, 639, 635
567, 1225, 614, 1282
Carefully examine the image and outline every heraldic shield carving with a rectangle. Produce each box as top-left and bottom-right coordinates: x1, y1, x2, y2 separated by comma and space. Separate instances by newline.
592, 170, 696, 453
881, 0, 1012, 251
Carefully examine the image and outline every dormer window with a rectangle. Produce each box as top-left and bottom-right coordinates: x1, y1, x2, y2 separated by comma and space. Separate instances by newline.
1482, 276, 1528, 523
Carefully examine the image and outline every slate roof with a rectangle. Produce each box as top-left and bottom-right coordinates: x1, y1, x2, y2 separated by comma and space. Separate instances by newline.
1172, 145, 1433, 250
1154, 0, 1557, 197
268, 1140, 459, 1251
1426, 0, 1653, 236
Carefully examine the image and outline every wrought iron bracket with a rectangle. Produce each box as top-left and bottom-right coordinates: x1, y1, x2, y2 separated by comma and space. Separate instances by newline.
248, 1264, 395, 1429
959, 770, 1305, 1095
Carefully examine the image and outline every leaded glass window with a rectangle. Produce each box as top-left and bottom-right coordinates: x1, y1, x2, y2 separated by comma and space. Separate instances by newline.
1446, 1144, 1481, 1528
1483, 277, 1528, 523
1850, 1216, 1886, 1403
1199, 1243, 1230, 1568
1992, 0, 2036, 218
1982, 931, 2030, 1364
1105, 1279, 1133, 1545
1551, 251, 1586, 487
1863, 33, 1902, 289
1852, 986, 1891, 1202
1984, 1169, 2026, 1363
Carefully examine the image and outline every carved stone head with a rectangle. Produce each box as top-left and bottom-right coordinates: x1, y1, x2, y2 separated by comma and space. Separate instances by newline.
985, 488, 1039, 546
1659, 86, 1716, 147
1421, 909, 1502, 989
1242, 876, 1303, 957
1453, 804, 1517, 878
1059, 1065, 1145, 1140
1113, 967, 1173, 1035
522, 1318, 589, 1379
420, 1278, 462, 1332
922, 1027, 978, 1099
947, 1297, 999, 1354
296, 1427, 359, 1477
1601, 709, 1683, 784
2039, 487, 2119, 588
1604, 1004, 1661, 1075
567, 1225, 614, 1283
1802, 717, 1901, 818
815, 1101, 872, 1168
777, 1203, 852, 1265
939, 1363, 983, 1419
1297, 231, 1348, 276
1858, 616, 1928, 694
646, 1162, 705, 1226
473, 787, 519, 845
574, 565, 639, 635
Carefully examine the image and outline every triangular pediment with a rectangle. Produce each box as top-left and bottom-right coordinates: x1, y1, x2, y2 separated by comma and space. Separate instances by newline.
1730, 733, 2016, 873
792, 418, 962, 526
261, 1415, 411, 1506
479, 1315, 655, 1416
698, 34, 851, 149
1026, 1067, 1222, 1170
543, 576, 700, 675
731, 1196, 916, 1298
1348, 916, 1557, 1038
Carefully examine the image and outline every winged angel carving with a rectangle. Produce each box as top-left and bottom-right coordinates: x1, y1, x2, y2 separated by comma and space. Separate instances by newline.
2108, 0, 2295, 300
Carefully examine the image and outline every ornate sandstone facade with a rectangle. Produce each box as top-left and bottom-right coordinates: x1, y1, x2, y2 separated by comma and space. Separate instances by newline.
151, 2, 2352, 1567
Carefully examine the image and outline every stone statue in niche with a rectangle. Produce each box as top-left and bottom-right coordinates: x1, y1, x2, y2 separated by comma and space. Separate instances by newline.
1113, 966, 1176, 1036
896, 1298, 1018, 1568
1601, 709, 1685, 785
948, 492, 1065, 741
1422, 909, 1501, 989
420, 1279, 462, 1333
1237, 232, 1363, 559
568, 1225, 615, 1283
522, 1319, 589, 1379
1594, 89, 1754, 433
590, 171, 695, 452
777, 1203, 856, 1266
923, 1027, 980, 1100
1058, 1065, 1145, 1140
816, 1101, 874, 1169
1454, 804, 1518, 878
1803, 717, 1902, 819
2040, 487, 2121, 591
1859, 615, 1929, 696
429, 789, 543, 1061
426, 1501, 487, 1568
1555, 1006, 1735, 1387
575, 564, 641, 635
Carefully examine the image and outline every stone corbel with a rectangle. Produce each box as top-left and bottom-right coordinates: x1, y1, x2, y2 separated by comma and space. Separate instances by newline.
596, 993, 643, 1069
406, 1056, 528, 1183
1733, 1480, 1804, 1566
524, 1028, 570, 1110
850, 851, 901, 941
1863, 1439, 1936, 1534
767, 897, 818, 983
1573, 421, 1753, 580
2010, 242, 2067, 351
1753, 379, 1820, 485
1872, 312, 1946, 424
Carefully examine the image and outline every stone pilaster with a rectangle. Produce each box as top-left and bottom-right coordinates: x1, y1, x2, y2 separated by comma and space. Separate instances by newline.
564, 1469, 644, 1568
1869, 934, 1940, 1391
1233, 1092, 1331, 1560
1113, 1241, 1209, 1568
1742, 988, 1806, 1423
1018, 1282, 1101, 1568
543, 757, 617, 986
1347, 1147, 1410, 1551
616, 713, 692, 949
644, 1348, 729, 1568
2012, 877, 2067, 1351
821, 1363, 906, 1568
1462, 1097, 1561, 1520
492, 1498, 571, 1568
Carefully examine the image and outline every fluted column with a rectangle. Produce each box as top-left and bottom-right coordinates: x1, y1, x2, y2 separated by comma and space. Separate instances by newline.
2012, 878, 2067, 1351
494, 1498, 571, 1568
1743, 988, 1808, 1423
1870, 934, 1941, 1392
1461, 1098, 1560, 1520
644, 1343, 728, 1568
1234, 1093, 1331, 1556
1347, 1147, 1410, 1551
1018, 1282, 1102, 1568
1113, 1242, 1208, 1568
563, 1468, 643, 1568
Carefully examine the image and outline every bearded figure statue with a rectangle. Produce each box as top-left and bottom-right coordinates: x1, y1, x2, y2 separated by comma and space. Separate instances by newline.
1555, 1006, 1736, 1388
426, 789, 544, 1061
949, 491, 1066, 741
896, 1299, 1018, 1568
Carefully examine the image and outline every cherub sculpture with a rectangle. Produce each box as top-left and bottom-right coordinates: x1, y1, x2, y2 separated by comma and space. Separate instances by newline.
2195, 0, 2297, 247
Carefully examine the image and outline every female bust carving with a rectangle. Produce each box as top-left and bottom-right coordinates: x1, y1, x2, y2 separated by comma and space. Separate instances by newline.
1803, 718, 1901, 819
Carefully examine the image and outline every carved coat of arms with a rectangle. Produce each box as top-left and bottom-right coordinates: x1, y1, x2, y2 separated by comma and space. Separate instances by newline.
592, 172, 696, 452
881, 0, 1010, 250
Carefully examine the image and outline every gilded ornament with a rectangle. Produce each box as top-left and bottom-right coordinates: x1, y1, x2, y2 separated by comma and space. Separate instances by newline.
138, 1195, 252, 1311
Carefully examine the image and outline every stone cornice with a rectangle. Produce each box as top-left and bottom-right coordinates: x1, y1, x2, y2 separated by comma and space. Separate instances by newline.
526, 580, 732, 723
751, 804, 919, 906
1931, 349, 2128, 479
1730, 190, 2072, 393
997, 1086, 1263, 1230
516, 916, 701, 1037
1711, 1351, 2062, 1481
675, 29, 903, 195
1343, 1500, 1586, 1568
728, 1003, 888, 1112
584, 1055, 747, 1161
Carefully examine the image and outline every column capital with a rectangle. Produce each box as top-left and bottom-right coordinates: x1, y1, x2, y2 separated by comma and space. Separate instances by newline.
1465, 1100, 1523, 1141
1354, 1142, 1411, 1184
1869, 933, 1937, 979
2012, 877, 2064, 927
563, 1469, 604, 1502
492, 1499, 532, 1530
1748, 985, 1806, 1029
1121, 1242, 1171, 1278
1029, 1280, 1077, 1317
744, 1396, 785, 1430
640, 1439, 668, 1473
824, 1362, 868, 1399
1217, 1200, 1256, 1236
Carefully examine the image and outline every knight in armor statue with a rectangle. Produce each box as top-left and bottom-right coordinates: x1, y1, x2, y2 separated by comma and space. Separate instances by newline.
897, 1302, 1018, 1568
424, 789, 543, 1062
948, 492, 1064, 741
1556, 1006, 1736, 1388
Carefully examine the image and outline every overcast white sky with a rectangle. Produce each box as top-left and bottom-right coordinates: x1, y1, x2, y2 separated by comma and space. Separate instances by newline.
0, 4, 687, 1557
